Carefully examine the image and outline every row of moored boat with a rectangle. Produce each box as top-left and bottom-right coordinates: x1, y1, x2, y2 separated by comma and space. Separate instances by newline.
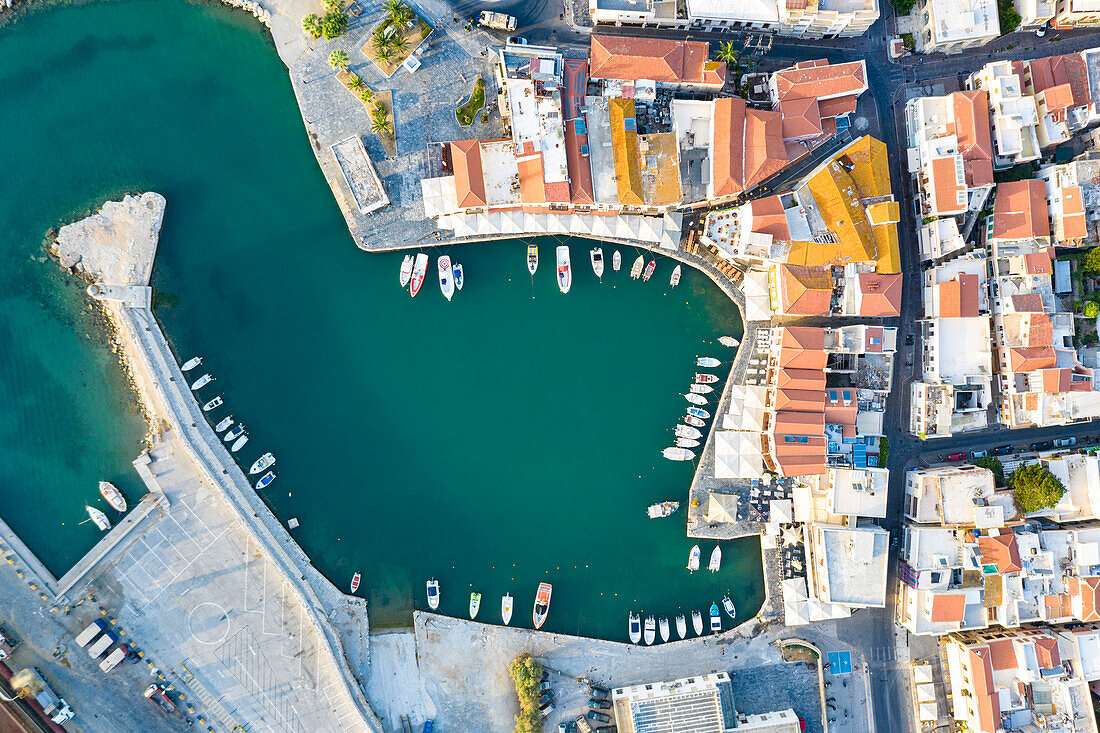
400, 253, 463, 299
628, 596, 736, 644
353, 577, 554, 629
84, 481, 128, 531
661, 349, 735, 462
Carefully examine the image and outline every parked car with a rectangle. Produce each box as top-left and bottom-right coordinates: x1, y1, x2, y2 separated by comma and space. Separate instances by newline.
589, 687, 609, 701
540, 680, 552, 691
576, 717, 593, 733
993, 445, 1013, 455
945, 452, 966, 461
539, 702, 555, 718
1031, 441, 1054, 451
1054, 437, 1077, 447
905, 334, 914, 345
971, 449, 989, 458
589, 699, 611, 710
539, 689, 555, 706
588, 711, 611, 724
423, 721, 434, 733
507, 36, 528, 45
143, 684, 176, 715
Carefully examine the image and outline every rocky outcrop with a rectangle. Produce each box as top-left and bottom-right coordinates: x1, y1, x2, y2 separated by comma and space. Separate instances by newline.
52, 192, 165, 287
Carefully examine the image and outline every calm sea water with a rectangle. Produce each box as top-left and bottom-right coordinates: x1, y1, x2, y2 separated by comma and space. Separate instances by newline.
0, 0, 762, 640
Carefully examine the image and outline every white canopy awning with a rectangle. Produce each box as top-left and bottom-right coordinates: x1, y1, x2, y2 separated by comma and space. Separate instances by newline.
706, 492, 739, 524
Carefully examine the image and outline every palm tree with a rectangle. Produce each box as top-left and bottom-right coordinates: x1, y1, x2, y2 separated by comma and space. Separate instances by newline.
390, 34, 408, 54
716, 41, 738, 65
383, 0, 411, 23
329, 48, 350, 71
348, 76, 364, 91
302, 13, 322, 39
373, 27, 391, 50
371, 116, 392, 135
376, 47, 393, 65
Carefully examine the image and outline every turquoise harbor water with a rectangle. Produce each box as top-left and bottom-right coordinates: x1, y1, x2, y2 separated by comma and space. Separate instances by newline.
0, 0, 762, 639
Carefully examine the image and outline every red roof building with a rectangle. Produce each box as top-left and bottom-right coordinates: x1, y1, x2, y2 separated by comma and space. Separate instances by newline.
589, 36, 725, 89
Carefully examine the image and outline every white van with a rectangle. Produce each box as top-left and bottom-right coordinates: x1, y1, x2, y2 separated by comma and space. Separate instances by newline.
75, 619, 108, 648
99, 645, 128, 673
87, 632, 116, 659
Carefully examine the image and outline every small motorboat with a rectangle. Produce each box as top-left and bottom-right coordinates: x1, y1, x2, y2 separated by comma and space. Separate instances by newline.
647, 501, 680, 518
454, 263, 464, 291
684, 416, 707, 428
718, 336, 740, 348
663, 447, 696, 461
643, 616, 656, 645
502, 593, 513, 625
687, 407, 711, 420
692, 610, 704, 636
590, 247, 604, 280
255, 471, 276, 490
470, 592, 481, 620
670, 265, 681, 288
675, 425, 702, 440
630, 255, 644, 279
710, 603, 722, 633
687, 544, 701, 572
723, 596, 737, 619
399, 254, 414, 287
709, 545, 722, 572
675, 614, 687, 639
556, 246, 571, 294
215, 415, 234, 432
191, 373, 213, 390
613, 250, 621, 271
427, 579, 440, 610
410, 253, 429, 297
685, 393, 708, 406
527, 244, 538, 275
533, 582, 553, 629
231, 434, 249, 452
659, 617, 670, 643
628, 612, 642, 644
697, 357, 722, 368
350, 571, 360, 593
690, 384, 714, 395
642, 259, 656, 282
695, 373, 719, 384
98, 482, 126, 512
250, 453, 275, 475
438, 255, 455, 301
86, 505, 110, 531
676, 438, 700, 448
181, 356, 202, 371
223, 424, 245, 442
203, 396, 223, 411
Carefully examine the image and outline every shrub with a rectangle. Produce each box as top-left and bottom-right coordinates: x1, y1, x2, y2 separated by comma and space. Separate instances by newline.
878, 437, 888, 464
321, 11, 349, 40
481, 111, 489, 123
1086, 301, 1099, 318
509, 654, 542, 733
974, 457, 1005, 487
1082, 247, 1100, 274
1010, 464, 1066, 513
302, 13, 322, 38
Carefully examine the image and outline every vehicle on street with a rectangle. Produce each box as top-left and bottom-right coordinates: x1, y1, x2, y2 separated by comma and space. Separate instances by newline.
589, 699, 611, 709
99, 644, 129, 673
1031, 441, 1054, 451
144, 684, 176, 715
1054, 437, 1077, 447
539, 690, 554, 706
971, 449, 989, 458
478, 11, 517, 30
587, 711, 611, 724
589, 686, 609, 701
75, 619, 108, 648
993, 445, 1013, 455
945, 452, 966, 462
540, 680, 552, 691
507, 36, 527, 45
540, 702, 555, 718
88, 631, 117, 659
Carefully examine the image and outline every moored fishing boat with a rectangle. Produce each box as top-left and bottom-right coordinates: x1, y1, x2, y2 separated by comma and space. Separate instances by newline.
709, 545, 722, 572
690, 384, 714, 394
697, 356, 721, 368
659, 617, 670, 643
438, 255, 455, 301
410, 253, 429, 297
502, 593, 513, 625
250, 453, 275, 475
670, 265, 681, 288
684, 416, 707, 428
676, 437, 700, 448
662, 447, 695, 461
710, 603, 722, 633
469, 592, 481, 619
723, 596, 737, 619
350, 571, 360, 593
612, 250, 621, 271
718, 336, 740, 348
399, 254, 414, 287
590, 247, 604, 280
646, 501, 680, 518
533, 582, 553, 629
98, 482, 126, 512
695, 373, 719, 384
642, 259, 656, 282
686, 406, 711, 420
527, 244, 538, 275
675, 424, 702, 440
191, 373, 213, 390
231, 434, 249, 452
556, 246, 571, 294
255, 471, 276, 490
692, 610, 703, 635
203, 396, 222, 411
223, 424, 245, 442
687, 544, 701, 572
215, 415, 234, 432
181, 356, 202, 371
630, 255, 644, 279
628, 613, 642, 644
643, 616, 656, 645
675, 614, 686, 639
685, 393, 708, 406
426, 578, 440, 610
453, 263, 464, 290
86, 505, 110, 531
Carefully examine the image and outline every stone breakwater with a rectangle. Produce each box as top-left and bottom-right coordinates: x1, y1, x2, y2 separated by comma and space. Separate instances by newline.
219, 0, 271, 26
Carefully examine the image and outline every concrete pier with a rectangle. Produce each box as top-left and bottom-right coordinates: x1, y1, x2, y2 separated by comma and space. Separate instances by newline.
0, 513, 59, 598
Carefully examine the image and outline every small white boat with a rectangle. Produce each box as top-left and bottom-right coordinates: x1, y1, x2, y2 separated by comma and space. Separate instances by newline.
718, 336, 740, 348
684, 416, 706, 428
675, 614, 687, 639
628, 612, 642, 644
454, 263, 464, 291
709, 545, 722, 572
469, 592, 481, 620
697, 357, 721, 368
533, 583, 552, 629
590, 247, 604, 280
723, 596, 737, 619
685, 393, 708, 406
613, 250, 621, 271
690, 384, 714, 395
647, 501, 680, 518
692, 610, 704, 636
502, 593, 513, 625
86, 505, 111, 531
676, 437, 700, 448
438, 255, 455, 301
255, 471, 276, 490
410, 253, 429, 297
191, 373, 213, 390
250, 453, 275, 475
659, 617, 670, 643
527, 244, 538, 275
643, 616, 656, 645
710, 603, 722, 633
215, 415, 234, 432
663, 447, 696, 461
351, 571, 361, 593
427, 579, 440, 610
399, 254, 414, 287
232, 434, 249, 452
675, 425, 702, 440
223, 424, 245, 442
642, 260, 656, 282
203, 396, 222, 411
556, 246, 571, 294
181, 356, 202, 371
687, 544, 701, 572
670, 265, 681, 288
98, 482, 126, 512
630, 255, 644, 279
695, 373, 719, 384
687, 407, 711, 420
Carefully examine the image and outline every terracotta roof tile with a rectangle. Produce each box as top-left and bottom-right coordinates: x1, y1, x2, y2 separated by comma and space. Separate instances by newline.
953, 90, 994, 189
1035, 636, 1061, 670
1042, 368, 1071, 393
857, 272, 902, 317
749, 195, 791, 240
978, 533, 1023, 574
780, 326, 826, 352
817, 94, 858, 118
590, 35, 725, 87
1074, 576, 1100, 622
992, 180, 1051, 241
773, 59, 867, 102
1009, 345, 1057, 372
969, 647, 1001, 733
1060, 185, 1088, 241
775, 368, 826, 391
774, 388, 826, 412
779, 96, 823, 140
930, 155, 965, 215
939, 273, 980, 317
451, 139, 487, 208
1027, 53, 1090, 108
929, 593, 966, 623
745, 109, 790, 189
1028, 314, 1053, 347
779, 264, 833, 315
1024, 251, 1053, 274
712, 97, 746, 198
987, 639, 1018, 671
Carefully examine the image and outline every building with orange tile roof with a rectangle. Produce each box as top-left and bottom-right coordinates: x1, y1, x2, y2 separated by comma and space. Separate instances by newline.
450, 139, 488, 208
768, 60, 866, 143
1017, 53, 1093, 147
704, 97, 792, 202
1038, 156, 1100, 246
589, 35, 725, 90
853, 272, 901, 317
776, 264, 833, 315
991, 179, 1051, 241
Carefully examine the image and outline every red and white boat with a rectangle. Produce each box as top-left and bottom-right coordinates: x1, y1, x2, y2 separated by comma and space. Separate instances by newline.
533, 583, 552, 629
438, 255, 455, 300
556, 246, 571, 294
98, 482, 126, 512
350, 571, 361, 593
409, 253, 429, 297
642, 260, 656, 282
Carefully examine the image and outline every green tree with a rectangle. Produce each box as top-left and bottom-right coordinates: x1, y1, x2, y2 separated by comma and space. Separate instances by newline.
509, 654, 542, 733
1086, 301, 1100, 318
376, 47, 394, 64
371, 115, 392, 134
322, 0, 345, 12
347, 76, 365, 91
384, 0, 413, 24
998, 0, 1021, 33
390, 33, 409, 54
321, 11, 348, 40
1010, 464, 1066, 513
716, 41, 738, 65
974, 457, 1005, 487
373, 26, 392, 50
302, 13, 322, 38
329, 48, 350, 71
1082, 247, 1100, 273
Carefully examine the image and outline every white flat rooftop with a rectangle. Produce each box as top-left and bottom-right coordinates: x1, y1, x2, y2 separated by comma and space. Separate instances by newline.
930, 317, 990, 382
818, 525, 888, 606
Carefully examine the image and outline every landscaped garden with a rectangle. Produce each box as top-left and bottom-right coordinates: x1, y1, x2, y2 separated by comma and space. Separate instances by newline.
361, 0, 431, 77
333, 65, 397, 153
455, 75, 485, 127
